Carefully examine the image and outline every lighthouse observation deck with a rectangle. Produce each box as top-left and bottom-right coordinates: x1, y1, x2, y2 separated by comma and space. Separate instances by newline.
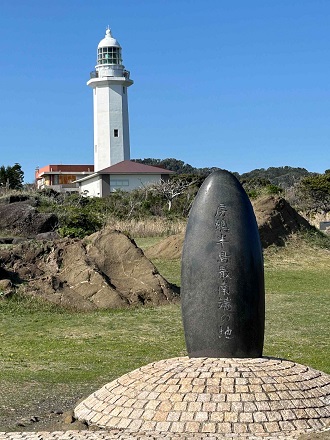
90, 69, 130, 79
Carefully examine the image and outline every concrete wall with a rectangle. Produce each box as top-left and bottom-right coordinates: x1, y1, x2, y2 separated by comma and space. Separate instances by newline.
80, 173, 164, 197
80, 175, 102, 197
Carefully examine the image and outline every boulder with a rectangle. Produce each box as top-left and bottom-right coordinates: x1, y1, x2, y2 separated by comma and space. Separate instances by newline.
0, 201, 58, 237
0, 228, 177, 310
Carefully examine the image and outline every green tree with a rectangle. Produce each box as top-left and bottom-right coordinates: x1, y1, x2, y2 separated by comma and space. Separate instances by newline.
0, 163, 24, 189
297, 173, 330, 212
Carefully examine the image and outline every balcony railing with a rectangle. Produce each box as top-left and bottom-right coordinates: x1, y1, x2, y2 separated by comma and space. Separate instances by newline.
90, 70, 131, 79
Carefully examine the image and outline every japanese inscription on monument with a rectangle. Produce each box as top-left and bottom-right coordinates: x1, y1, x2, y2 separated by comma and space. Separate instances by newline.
215, 203, 233, 340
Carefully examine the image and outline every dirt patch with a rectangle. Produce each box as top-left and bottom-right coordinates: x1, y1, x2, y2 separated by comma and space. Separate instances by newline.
0, 228, 178, 310
252, 195, 313, 248
0, 380, 98, 432
144, 233, 184, 260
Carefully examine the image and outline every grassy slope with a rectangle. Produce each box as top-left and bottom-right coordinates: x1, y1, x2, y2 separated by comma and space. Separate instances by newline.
0, 234, 329, 430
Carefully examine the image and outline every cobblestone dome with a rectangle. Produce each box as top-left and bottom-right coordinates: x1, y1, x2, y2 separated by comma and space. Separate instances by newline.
74, 357, 330, 436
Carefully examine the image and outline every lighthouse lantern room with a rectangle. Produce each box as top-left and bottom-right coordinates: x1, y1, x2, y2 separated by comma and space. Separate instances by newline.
87, 27, 133, 171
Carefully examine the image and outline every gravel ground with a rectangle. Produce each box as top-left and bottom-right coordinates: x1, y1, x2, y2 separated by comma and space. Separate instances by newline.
0, 386, 95, 432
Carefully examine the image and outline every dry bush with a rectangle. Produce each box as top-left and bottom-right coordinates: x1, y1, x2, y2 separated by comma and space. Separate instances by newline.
106, 217, 186, 237
299, 211, 330, 228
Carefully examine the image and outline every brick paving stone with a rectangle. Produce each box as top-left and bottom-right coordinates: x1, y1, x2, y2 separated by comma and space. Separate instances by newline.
240, 393, 255, 401
201, 422, 216, 433
233, 422, 248, 434
253, 411, 268, 423
194, 411, 208, 422
216, 402, 231, 412
239, 412, 253, 423
153, 411, 167, 422
196, 393, 211, 403
168, 393, 183, 402
224, 411, 238, 423
116, 418, 131, 429
243, 401, 257, 412
216, 422, 232, 434
181, 411, 197, 422
226, 392, 241, 402
157, 401, 172, 412
266, 411, 282, 422
185, 421, 200, 432
230, 401, 243, 412
182, 392, 198, 402
139, 409, 154, 421
187, 401, 202, 412
172, 401, 187, 411
264, 421, 280, 433
256, 401, 271, 411
279, 420, 296, 431
166, 411, 181, 422
201, 402, 216, 412
169, 421, 185, 432
155, 422, 171, 432
210, 411, 224, 422
249, 423, 266, 434
144, 401, 160, 411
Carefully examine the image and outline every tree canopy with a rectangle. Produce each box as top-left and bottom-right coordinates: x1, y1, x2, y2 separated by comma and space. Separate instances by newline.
0, 163, 24, 190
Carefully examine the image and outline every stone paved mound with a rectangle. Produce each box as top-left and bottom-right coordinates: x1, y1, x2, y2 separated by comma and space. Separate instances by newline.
75, 357, 330, 437
145, 196, 314, 260
0, 228, 177, 310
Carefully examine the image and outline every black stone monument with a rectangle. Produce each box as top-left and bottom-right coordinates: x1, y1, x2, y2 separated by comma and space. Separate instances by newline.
181, 170, 265, 358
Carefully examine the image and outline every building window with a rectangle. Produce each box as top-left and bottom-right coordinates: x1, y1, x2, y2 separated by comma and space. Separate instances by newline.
111, 179, 129, 187
114, 129, 119, 137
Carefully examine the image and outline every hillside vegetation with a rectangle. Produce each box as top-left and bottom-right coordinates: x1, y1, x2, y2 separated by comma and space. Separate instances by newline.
0, 162, 329, 239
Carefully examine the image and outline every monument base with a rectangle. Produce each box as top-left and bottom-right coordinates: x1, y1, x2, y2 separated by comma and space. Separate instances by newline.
75, 357, 330, 437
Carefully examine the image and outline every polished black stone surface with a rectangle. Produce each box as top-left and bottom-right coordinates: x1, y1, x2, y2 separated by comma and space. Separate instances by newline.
181, 170, 265, 358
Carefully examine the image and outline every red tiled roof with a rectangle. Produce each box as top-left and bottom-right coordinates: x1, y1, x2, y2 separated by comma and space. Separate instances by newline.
98, 161, 174, 175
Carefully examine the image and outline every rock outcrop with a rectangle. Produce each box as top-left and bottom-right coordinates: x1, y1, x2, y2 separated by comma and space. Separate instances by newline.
0, 201, 58, 237
0, 228, 177, 310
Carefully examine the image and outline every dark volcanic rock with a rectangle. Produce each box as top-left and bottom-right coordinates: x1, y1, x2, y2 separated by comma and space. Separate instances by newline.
181, 170, 265, 358
0, 201, 58, 237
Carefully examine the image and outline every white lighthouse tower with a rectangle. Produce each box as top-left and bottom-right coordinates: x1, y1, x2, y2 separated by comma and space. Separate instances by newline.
87, 27, 133, 171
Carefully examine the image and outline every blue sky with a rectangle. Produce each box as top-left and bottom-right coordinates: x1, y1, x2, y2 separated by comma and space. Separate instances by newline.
0, 0, 329, 182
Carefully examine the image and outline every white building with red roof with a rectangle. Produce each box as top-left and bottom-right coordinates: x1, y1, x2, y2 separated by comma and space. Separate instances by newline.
77, 161, 173, 197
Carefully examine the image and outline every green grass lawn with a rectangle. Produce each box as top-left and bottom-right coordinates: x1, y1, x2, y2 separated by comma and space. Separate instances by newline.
0, 235, 329, 430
